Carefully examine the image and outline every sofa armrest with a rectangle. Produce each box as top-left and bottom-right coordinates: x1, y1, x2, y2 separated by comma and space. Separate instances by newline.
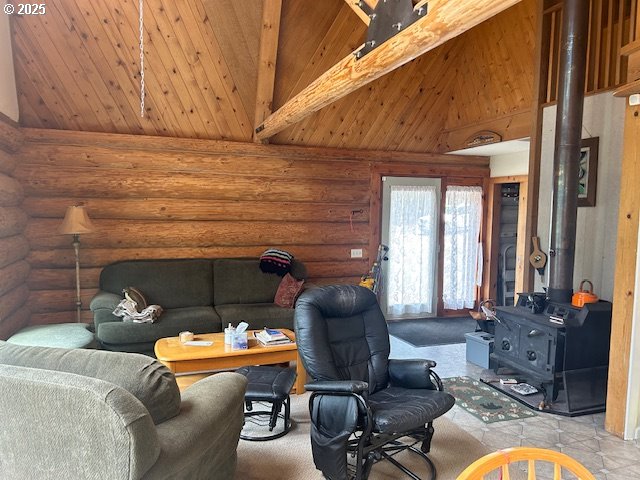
143, 372, 247, 480
90, 291, 122, 329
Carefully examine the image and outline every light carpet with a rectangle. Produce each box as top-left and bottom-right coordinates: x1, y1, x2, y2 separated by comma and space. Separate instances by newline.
235, 392, 523, 480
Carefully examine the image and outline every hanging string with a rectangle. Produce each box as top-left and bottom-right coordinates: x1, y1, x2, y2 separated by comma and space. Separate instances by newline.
139, 0, 145, 117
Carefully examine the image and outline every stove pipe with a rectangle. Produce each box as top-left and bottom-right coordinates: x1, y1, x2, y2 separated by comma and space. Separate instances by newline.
547, 0, 590, 304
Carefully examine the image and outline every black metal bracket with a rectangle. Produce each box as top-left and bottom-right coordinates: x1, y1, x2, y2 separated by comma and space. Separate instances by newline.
354, 0, 429, 60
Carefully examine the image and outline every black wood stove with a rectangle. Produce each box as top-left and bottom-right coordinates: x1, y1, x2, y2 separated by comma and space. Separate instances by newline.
491, 294, 612, 414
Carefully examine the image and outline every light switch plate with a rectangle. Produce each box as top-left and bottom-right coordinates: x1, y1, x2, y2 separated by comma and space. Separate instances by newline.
350, 248, 363, 258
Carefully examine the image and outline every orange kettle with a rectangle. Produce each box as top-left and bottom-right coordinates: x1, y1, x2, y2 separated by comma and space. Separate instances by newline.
572, 280, 599, 307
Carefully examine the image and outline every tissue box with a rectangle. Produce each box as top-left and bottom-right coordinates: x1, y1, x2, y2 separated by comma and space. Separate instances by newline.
231, 332, 248, 350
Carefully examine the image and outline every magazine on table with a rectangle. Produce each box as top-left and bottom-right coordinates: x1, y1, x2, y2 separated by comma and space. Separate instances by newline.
255, 328, 292, 346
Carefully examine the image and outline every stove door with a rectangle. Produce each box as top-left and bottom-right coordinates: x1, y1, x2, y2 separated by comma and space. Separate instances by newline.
495, 317, 520, 361
518, 326, 556, 373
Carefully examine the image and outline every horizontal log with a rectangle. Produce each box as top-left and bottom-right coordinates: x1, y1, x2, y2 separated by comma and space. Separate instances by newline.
26, 219, 369, 249
0, 117, 23, 153
0, 149, 16, 175
0, 307, 31, 340
28, 268, 101, 291
0, 172, 24, 206
22, 127, 489, 166
30, 310, 94, 326
0, 235, 29, 268
28, 245, 370, 268
20, 145, 371, 181
0, 285, 29, 320
0, 207, 28, 238
15, 165, 369, 203
307, 277, 361, 286
0, 260, 30, 296
28, 259, 369, 291
304, 260, 369, 278
27, 289, 96, 314
23, 197, 370, 223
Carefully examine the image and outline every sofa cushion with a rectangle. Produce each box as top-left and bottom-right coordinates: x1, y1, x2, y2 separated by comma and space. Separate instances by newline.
213, 259, 283, 305
0, 341, 180, 425
97, 306, 221, 346
215, 303, 295, 331
100, 259, 214, 309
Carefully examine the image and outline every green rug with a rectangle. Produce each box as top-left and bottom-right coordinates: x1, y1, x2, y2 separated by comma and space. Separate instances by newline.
443, 376, 537, 424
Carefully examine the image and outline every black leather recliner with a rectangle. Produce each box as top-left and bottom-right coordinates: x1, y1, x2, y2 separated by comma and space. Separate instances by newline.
294, 285, 456, 480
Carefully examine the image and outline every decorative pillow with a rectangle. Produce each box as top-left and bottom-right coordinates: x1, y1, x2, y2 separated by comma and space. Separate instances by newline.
123, 286, 147, 313
260, 248, 293, 276
274, 273, 305, 308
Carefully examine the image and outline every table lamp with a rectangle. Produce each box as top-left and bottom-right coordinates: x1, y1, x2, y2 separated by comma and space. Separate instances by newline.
59, 206, 94, 323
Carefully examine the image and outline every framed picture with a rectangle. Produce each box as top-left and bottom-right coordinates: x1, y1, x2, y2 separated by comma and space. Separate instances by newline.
578, 137, 599, 207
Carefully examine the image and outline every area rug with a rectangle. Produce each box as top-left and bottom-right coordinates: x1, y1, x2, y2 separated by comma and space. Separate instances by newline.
443, 376, 537, 424
387, 316, 477, 347
235, 392, 510, 480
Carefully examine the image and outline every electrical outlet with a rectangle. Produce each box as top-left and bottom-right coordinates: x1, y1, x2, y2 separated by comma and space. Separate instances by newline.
351, 248, 363, 258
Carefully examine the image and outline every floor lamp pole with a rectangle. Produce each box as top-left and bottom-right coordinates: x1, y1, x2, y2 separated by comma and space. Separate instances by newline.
72, 233, 81, 323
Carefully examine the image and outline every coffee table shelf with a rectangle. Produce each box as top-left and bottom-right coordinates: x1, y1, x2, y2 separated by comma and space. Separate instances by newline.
154, 329, 306, 394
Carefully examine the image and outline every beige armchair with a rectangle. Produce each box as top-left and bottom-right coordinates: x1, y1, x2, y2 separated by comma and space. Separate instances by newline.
0, 341, 247, 480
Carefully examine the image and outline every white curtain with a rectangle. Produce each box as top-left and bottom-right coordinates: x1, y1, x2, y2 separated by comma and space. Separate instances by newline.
386, 185, 438, 316
443, 186, 483, 310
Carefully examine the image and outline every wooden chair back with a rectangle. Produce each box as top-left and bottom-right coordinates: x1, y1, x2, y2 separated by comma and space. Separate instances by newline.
456, 447, 596, 480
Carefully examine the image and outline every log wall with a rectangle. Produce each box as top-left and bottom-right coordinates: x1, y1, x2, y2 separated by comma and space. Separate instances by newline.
0, 115, 30, 339
16, 128, 489, 325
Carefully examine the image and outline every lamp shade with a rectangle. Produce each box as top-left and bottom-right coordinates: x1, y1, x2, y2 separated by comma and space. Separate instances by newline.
59, 206, 95, 235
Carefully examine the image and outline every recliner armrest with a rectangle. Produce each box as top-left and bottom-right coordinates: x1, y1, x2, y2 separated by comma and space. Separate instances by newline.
305, 380, 368, 394
388, 359, 438, 390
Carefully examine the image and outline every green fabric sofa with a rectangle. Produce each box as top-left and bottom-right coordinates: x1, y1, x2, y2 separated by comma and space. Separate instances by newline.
0, 340, 247, 480
90, 258, 307, 354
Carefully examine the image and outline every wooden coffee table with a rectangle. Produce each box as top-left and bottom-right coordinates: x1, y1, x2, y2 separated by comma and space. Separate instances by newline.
154, 329, 306, 394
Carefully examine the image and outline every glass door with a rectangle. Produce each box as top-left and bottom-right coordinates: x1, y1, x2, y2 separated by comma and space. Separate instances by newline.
381, 177, 441, 318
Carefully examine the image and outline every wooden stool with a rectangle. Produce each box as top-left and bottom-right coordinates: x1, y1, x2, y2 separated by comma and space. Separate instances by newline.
236, 365, 297, 441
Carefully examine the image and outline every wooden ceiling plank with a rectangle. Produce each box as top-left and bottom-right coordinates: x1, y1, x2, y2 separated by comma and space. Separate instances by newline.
205, 0, 262, 120
174, 1, 254, 139
145, 2, 223, 139
55, 1, 148, 134
162, 2, 241, 139
107, 0, 205, 137
90, 0, 177, 136
13, 15, 106, 131
88, 0, 191, 136
188, 1, 254, 138
97, 0, 187, 137
279, 3, 364, 106
125, 1, 207, 138
61, 0, 159, 134
343, 0, 371, 26
11, 48, 62, 129
254, 0, 283, 141
35, 2, 127, 133
12, 25, 86, 131
349, 57, 430, 149
274, 0, 350, 107
380, 57, 449, 151
256, 0, 521, 140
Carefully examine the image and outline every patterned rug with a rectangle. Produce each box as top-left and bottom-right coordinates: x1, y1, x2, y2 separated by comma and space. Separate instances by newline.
443, 376, 537, 424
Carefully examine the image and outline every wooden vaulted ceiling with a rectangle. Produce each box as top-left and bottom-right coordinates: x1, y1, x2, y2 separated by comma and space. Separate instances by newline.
10, 0, 536, 152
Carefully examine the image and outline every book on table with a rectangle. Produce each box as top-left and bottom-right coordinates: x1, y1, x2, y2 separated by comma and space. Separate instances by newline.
255, 328, 292, 346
